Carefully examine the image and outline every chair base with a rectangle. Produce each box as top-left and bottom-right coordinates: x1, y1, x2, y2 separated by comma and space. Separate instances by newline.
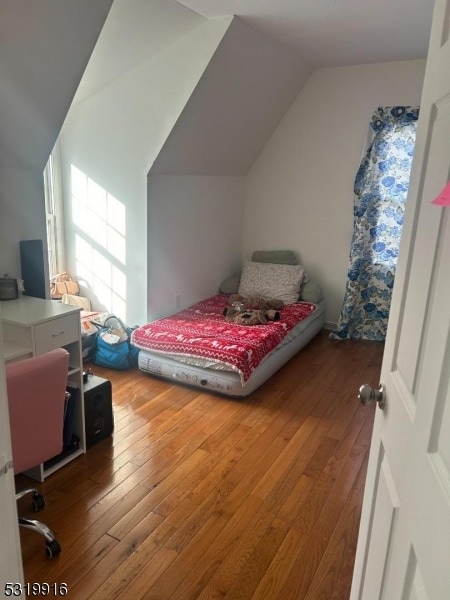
16, 487, 44, 506
16, 488, 62, 557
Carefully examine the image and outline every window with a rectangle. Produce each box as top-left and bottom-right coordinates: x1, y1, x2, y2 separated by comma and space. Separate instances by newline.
43, 141, 65, 277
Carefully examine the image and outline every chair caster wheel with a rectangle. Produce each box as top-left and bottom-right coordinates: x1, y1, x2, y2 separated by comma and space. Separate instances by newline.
32, 492, 46, 512
46, 539, 61, 558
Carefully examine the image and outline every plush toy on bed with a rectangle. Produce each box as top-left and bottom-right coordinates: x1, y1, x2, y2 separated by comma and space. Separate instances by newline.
227, 293, 285, 311
223, 294, 284, 325
225, 308, 279, 325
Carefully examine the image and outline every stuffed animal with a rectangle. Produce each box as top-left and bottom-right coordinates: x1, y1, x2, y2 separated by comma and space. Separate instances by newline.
223, 294, 284, 325
227, 293, 284, 311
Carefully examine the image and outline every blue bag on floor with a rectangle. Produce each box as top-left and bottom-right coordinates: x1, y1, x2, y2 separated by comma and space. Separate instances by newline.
92, 315, 139, 370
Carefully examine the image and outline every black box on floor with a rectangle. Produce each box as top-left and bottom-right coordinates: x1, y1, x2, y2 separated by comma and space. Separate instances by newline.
83, 375, 114, 448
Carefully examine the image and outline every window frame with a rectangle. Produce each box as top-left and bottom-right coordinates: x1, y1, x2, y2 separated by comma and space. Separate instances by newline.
44, 140, 65, 277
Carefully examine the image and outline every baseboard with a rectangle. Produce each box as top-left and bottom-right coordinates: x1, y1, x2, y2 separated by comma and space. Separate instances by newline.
323, 321, 337, 331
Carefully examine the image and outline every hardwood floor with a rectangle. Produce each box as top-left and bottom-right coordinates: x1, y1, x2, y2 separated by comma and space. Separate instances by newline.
19, 331, 383, 599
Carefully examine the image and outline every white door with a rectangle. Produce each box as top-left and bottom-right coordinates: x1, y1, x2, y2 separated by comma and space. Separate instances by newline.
0, 310, 24, 589
351, 0, 450, 597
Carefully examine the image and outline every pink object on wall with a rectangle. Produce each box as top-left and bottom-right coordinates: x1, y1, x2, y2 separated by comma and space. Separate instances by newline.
432, 182, 450, 206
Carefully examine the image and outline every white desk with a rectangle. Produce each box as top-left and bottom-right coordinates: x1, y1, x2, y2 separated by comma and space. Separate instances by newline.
2, 296, 86, 481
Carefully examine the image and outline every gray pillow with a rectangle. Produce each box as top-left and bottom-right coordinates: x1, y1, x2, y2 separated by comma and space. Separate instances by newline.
299, 280, 323, 303
219, 274, 240, 295
251, 250, 298, 265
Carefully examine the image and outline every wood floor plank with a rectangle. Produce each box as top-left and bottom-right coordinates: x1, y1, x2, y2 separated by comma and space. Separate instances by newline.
67, 513, 168, 598
83, 519, 177, 599
19, 331, 384, 599
209, 486, 290, 595
252, 416, 331, 504
303, 452, 370, 600
197, 585, 226, 600
167, 495, 264, 600
147, 509, 234, 600
277, 413, 377, 598
250, 527, 304, 600
154, 422, 252, 519
223, 525, 287, 600
29, 483, 153, 583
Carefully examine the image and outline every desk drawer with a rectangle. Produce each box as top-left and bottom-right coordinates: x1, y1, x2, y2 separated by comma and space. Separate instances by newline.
34, 314, 79, 354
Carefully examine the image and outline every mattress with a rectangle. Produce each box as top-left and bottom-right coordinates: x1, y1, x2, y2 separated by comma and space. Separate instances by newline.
135, 297, 326, 397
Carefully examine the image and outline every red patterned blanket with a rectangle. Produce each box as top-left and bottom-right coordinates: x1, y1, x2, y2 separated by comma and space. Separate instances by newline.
132, 295, 317, 383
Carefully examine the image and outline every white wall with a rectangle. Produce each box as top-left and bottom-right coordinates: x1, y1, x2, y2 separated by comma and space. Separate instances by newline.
147, 176, 244, 320
243, 59, 426, 325
0, 0, 113, 286
0, 168, 48, 287
60, 17, 231, 325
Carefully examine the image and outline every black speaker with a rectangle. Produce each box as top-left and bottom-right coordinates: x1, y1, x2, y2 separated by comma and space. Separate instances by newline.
20, 239, 47, 299
83, 375, 113, 448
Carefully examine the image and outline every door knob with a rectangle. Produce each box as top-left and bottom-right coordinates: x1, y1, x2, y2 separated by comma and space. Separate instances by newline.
358, 383, 386, 410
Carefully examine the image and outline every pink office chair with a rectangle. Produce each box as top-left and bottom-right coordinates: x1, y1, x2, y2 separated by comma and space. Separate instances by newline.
6, 348, 70, 558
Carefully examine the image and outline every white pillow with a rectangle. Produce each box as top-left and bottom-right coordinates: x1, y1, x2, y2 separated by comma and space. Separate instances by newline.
238, 261, 305, 304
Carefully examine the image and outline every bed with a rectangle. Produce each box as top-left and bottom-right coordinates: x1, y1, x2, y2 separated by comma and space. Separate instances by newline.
131, 251, 326, 397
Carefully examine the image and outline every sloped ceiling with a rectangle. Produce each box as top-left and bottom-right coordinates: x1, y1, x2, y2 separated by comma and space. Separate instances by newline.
150, 17, 311, 176
73, 0, 206, 105
0, 0, 113, 171
177, 0, 434, 68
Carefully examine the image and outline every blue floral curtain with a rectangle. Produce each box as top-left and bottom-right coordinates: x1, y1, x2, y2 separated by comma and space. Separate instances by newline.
330, 106, 419, 341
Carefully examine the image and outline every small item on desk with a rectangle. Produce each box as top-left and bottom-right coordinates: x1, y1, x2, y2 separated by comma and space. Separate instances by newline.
0, 275, 18, 301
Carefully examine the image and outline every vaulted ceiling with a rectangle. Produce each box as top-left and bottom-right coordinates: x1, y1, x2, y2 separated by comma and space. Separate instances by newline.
177, 0, 434, 67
